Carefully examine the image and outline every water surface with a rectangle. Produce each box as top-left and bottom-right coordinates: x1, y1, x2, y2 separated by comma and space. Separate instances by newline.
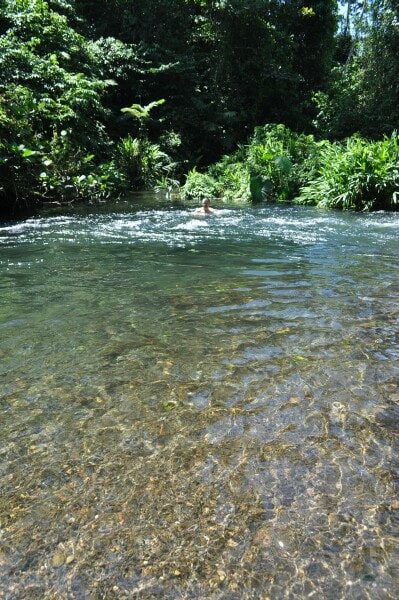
1, 202, 398, 598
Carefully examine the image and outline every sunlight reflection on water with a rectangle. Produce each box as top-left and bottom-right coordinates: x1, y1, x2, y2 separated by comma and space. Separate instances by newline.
0, 203, 398, 598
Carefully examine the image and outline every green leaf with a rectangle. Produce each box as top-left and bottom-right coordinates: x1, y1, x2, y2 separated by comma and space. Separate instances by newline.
22, 148, 37, 157
274, 156, 293, 174
249, 175, 263, 203
121, 99, 166, 120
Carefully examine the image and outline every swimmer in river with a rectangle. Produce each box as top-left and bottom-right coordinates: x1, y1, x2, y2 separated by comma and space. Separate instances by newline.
193, 198, 221, 216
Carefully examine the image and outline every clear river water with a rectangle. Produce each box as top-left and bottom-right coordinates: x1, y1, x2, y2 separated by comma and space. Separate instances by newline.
0, 198, 398, 599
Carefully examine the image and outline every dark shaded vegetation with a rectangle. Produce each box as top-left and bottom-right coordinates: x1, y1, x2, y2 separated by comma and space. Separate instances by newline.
1, 1, 398, 216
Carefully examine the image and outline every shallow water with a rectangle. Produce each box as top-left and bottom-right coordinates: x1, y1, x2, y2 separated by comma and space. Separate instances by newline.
0, 200, 398, 598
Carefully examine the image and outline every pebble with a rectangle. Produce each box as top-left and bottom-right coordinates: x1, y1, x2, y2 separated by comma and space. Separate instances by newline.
52, 552, 65, 567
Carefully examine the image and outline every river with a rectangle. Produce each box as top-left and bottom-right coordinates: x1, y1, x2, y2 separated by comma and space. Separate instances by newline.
0, 199, 398, 598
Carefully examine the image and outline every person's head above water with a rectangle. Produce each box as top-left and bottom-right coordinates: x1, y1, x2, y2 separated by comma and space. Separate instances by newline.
193, 197, 218, 215
200, 198, 213, 213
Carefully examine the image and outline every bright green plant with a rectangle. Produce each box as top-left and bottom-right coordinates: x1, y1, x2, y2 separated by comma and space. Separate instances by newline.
297, 133, 399, 211
0, 0, 117, 211
180, 168, 221, 200
121, 99, 166, 121
114, 135, 175, 190
182, 124, 318, 204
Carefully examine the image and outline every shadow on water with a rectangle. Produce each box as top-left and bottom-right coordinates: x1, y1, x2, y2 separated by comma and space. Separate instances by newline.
0, 200, 398, 598
0, 191, 186, 226
36, 191, 183, 218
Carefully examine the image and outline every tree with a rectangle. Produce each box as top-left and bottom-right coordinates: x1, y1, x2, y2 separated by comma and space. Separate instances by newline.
314, 0, 399, 139
358, 0, 399, 136
75, 1, 339, 163
0, 0, 113, 210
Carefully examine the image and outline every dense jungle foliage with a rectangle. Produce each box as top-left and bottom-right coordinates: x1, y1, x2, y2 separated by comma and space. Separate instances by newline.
0, 0, 398, 216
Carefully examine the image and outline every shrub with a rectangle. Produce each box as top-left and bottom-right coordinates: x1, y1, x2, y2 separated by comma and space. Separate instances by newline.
181, 124, 318, 203
181, 168, 222, 200
114, 135, 175, 190
297, 133, 399, 211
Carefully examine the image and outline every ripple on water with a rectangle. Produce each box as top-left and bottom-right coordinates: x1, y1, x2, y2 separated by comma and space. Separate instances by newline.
0, 204, 398, 597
